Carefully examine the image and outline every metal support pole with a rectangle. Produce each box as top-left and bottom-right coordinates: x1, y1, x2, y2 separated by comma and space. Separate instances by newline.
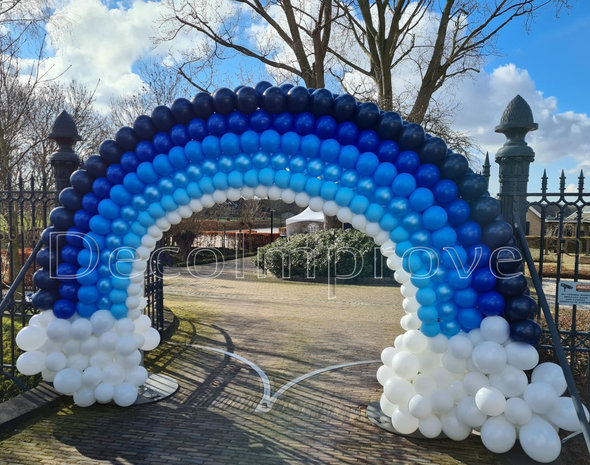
270, 209, 275, 242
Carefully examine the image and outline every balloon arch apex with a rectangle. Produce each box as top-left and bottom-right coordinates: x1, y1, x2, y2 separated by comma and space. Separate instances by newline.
15, 81, 581, 463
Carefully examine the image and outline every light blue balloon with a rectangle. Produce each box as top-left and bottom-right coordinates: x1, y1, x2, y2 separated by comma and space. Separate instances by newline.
423, 205, 448, 230
240, 130, 259, 154
244, 169, 259, 187
220, 133, 240, 156
185, 141, 203, 162
274, 170, 290, 189
213, 172, 229, 190
259, 167, 275, 186
365, 203, 384, 223
173, 188, 190, 206
202, 135, 221, 158
123, 232, 142, 249
305, 178, 322, 197
289, 173, 307, 192
161, 195, 178, 212
228, 171, 244, 189
281, 132, 300, 155
409, 187, 434, 212
260, 129, 280, 153
153, 154, 173, 177
349, 195, 369, 214
168, 146, 188, 169
187, 181, 202, 199
334, 187, 354, 207
320, 181, 338, 201
301, 134, 320, 158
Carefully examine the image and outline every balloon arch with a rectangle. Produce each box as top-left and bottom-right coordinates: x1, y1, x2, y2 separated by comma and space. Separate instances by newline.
15, 82, 583, 462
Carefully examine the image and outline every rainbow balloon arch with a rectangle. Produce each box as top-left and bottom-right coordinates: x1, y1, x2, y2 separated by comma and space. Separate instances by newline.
14, 82, 587, 462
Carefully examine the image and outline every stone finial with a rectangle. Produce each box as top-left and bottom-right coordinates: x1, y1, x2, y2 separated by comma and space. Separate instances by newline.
495, 95, 538, 134
49, 110, 81, 194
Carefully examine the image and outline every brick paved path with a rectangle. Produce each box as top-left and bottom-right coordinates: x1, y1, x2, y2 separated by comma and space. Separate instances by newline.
0, 258, 585, 464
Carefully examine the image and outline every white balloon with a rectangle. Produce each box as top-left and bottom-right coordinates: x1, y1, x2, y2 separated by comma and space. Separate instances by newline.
113, 382, 138, 407
531, 362, 567, 396
294, 192, 310, 208
547, 397, 590, 431
376, 365, 396, 386
99, 331, 118, 351
116, 318, 135, 334
456, 396, 487, 428
475, 386, 506, 416
448, 334, 473, 360
102, 363, 125, 385
254, 186, 269, 200
505, 342, 539, 371
519, 417, 561, 463
467, 328, 484, 346
419, 415, 442, 438
133, 333, 145, 349
393, 334, 405, 350
227, 188, 241, 202
177, 205, 193, 218
400, 283, 417, 298
240, 187, 255, 200
387, 254, 402, 271
142, 235, 156, 248
384, 377, 415, 405
489, 366, 528, 397
524, 382, 558, 414
73, 387, 96, 407
442, 352, 467, 374
141, 328, 161, 351
16, 351, 45, 375
413, 374, 437, 397
81, 366, 103, 387
471, 341, 507, 374
448, 380, 467, 402
463, 371, 490, 396
373, 230, 390, 247
67, 353, 89, 371
402, 297, 419, 313
70, 319, 92, 341
53, 367, 82, 395
62, 339, 80, 356
156, 217, 171, 231
391, 407, 419, 434
128, 308, 142, 321
41, 369, 56, 382
115, 335, 137, 356
350, 214, 367, 232
365, 222, 380, 238
379, 393, 396, 417
504, 397, 532, 426
401, 313, 422, 331
200, 194, 215, 208
45, 351, 67, 372
90, 352, 111, 368
433, 367, 454, 388
480, 316, 510, 345
134, 314, 152, 333
166, 211, 182, 225
46, 319, 71, 342
117, 350, 142, 370
32, 311, 55, 327
408, 394, 433, 419
381, 347, 397, 366
391, 351, 420, 379
480, 415, 516, 454
90, 310, 115, 335
16, 325, 47, 351
95, 382, 115, 403
431, 388, 454, 414
322, 200, 339, 217
126, 366, 149, 387
417, 351, 442, 374
441, 411, 472, 441
308, 197, 324, 212
403, 330, 428, 353
147, 225, 162, 239
429, 334, 449, 354
281, 189, 296, 204
212, 190, 228, 204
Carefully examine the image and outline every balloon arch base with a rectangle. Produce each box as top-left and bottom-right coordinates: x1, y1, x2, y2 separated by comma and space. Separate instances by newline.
134, 373, 178, 405
367, 402, 447, 439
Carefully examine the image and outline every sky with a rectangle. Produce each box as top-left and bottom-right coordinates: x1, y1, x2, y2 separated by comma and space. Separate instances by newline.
27, 0, 590, 196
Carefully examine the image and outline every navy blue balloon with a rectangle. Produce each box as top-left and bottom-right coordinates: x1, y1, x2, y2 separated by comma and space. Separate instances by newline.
115, 126, 139, 151
477, 291, 505, 316
151, 105, 175, 131
446, 199, 470, 226
236, 86, 259, 114
482, 220, 513, 249
171, 98, 194, 123
471, 196, 501, 224
356, 102, 379, 129
262, 86, 286, 114
419, 137, 447, 164
106, 164, 125, 185
496, 273, 528, 297
212, 87, 236, 115
333, 94, 357, 122
377, 112, 402, 140
399, 123, 425, 151
59, 188, 82, 211
458, 173, 488, 200
99, 140, 122, 164
33, 269, 57, 290
255, 81, 273, 95
192, 92, 214, 119
440, 153, 469, 180
287, 86, 310, 113
36, 248, 56, 268
70, 170, 94, 194
84, 155, 107, 178
415, 164, 440, 188
279, 83, 294, 93
32, 289, 59, 310
310, 89, 333, 116
510, 319, 541, 346
50, 207, 74, 231
133, 115, 157, 140
53, 299, 76, 319
491, 247, 523, 275
505, 295, 538, 321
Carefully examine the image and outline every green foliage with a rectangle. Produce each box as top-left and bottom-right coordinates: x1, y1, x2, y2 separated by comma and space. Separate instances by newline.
257, 229, 384, 280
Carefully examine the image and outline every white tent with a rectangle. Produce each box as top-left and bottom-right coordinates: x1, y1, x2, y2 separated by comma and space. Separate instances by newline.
285, 207, 326, 236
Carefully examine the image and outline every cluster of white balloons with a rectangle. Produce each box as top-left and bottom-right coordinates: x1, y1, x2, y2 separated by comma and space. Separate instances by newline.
16, 307, 160, 407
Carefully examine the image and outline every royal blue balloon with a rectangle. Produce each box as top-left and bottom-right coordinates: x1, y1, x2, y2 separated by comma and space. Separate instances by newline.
98, 199, 120, 220
454, 287, 478, 307
408, 187, 434, 212
121, 152, 140, 172
471, 268, 497, 292
92, 178, 111, 199
510, 319, 541, 346
466, 244, 491, 269
357, 130, 379, 152
414, 164, 440, 188
56, 263, 77, 281
73, 210, 91, 230
170, 124, 189, 146
294, 112, 315, 135
59, 282, 79, 301
250, 109, 272, 132
273, 112, 293, 133
279, 132, 299, 156
476, 291, 505, 316
432, 179, 458, 205
458, 307, 483, 331
336, 122, 359, 145
310, 115, 335, 139
441, 245, 466, 270
446, 199, 471, 226
136, 141, 157, 162
110, 185, 132, 206
373, 163, 397, 186
207, 114, 227, 137
188, 118, 207, 141
457, 220, 482, 247
228, 111, 248, 134
153, 132, 172, 154
447, 268, 472, 289
54, 299, 76, 319
395, 150, 420, 173
78, 285, 99, 304
301, 134, 320, 158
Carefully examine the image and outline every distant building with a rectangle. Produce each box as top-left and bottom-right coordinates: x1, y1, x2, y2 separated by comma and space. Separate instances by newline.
526, 205, 590, 236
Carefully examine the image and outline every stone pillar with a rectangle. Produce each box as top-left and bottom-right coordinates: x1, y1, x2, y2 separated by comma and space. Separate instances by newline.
495, 95, 538, 228
49, 110, 82, 196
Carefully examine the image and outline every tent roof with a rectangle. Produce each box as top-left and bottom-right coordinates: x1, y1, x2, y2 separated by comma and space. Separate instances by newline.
285, 207, 325, 225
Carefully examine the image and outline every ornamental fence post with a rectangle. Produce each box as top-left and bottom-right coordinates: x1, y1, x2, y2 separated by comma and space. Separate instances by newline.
49, 110, 82, 199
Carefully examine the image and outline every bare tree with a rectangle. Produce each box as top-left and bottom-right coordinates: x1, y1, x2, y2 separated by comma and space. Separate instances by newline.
238, 199, 262, 252
162, 0, 347, 89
